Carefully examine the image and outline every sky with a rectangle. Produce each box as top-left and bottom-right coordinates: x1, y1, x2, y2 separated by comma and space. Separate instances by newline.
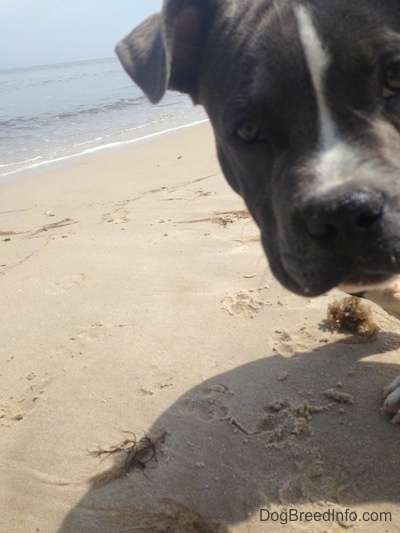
0, 0, 163, 70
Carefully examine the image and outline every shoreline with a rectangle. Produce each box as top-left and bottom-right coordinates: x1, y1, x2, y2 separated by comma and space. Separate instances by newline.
0, 118, 210, 183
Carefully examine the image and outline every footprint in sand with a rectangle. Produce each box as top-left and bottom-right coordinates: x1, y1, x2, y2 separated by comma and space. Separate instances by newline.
101, 201, 131, 225
69, 321, 105, 342
221, 288, 270, 318
269, 329, 298, 356
69, 322, 127, 344
256, 400, 330, 449
0, 376, 52, 427
269, 327, 323, 357
48, 273, 87, 295
161, 187, 215, 202
183, 209, 250, 227
180, 384, 233, 421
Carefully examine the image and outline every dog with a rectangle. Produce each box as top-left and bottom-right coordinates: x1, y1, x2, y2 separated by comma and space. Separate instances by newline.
115, 0, 400, 421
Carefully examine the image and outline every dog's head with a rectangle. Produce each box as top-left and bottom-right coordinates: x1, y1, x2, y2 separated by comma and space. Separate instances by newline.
116, 0, 400, 297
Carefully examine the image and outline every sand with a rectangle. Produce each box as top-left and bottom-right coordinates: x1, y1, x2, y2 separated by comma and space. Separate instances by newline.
1, 121, 400, 532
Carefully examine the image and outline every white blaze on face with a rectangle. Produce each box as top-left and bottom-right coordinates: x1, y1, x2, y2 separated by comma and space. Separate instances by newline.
295, 5, 362, 189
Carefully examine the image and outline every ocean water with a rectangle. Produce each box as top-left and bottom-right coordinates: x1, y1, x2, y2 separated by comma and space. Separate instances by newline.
0, 57, 207, 180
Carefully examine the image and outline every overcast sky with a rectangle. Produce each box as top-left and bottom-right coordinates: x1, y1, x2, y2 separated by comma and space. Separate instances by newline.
0, 0, 163, 70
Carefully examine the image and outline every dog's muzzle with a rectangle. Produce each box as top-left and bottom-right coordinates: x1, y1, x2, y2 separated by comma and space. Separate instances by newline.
278, 185, 400, 295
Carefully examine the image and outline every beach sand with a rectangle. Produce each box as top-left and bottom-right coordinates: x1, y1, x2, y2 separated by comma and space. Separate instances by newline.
1, 121, 400, 532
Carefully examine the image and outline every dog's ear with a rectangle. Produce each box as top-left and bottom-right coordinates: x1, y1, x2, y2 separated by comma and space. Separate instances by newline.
115, 0, 218, 103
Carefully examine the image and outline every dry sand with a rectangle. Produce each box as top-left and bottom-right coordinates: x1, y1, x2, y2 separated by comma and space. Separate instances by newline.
1, 121, 400, 532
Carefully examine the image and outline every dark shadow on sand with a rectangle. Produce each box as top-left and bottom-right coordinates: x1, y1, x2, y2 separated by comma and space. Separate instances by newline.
57, 331, 400, 532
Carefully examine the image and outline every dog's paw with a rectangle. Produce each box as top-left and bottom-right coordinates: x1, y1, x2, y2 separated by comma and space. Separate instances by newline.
382, 375, 400, 424
362, 279, 400, 319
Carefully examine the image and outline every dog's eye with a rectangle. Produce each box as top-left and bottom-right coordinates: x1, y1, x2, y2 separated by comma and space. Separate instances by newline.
384, 64, 400, 96
235, 121, 261, 143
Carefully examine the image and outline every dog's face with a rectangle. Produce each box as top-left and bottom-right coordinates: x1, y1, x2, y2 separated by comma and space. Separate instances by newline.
116, 0, 400, 297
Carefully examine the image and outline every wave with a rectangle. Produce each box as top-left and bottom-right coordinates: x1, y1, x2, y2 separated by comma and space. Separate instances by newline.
0, 155, 43, 170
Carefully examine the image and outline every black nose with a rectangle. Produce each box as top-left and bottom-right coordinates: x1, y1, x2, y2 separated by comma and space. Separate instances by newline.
301, 187, 385, 243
